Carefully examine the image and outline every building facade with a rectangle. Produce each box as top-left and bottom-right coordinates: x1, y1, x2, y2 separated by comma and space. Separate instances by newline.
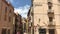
31, 0, 60, 34
22, 18, 28, 34
14, 13, 23, 34
27, 8, 33, 34
0, 0, 14, 34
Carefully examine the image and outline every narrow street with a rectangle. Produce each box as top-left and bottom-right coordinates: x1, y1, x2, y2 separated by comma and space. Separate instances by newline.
0, 0, 60, 34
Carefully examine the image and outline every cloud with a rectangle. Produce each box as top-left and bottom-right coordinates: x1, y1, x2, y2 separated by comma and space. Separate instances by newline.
9, 0, 13, 2
14, 5, 30, 18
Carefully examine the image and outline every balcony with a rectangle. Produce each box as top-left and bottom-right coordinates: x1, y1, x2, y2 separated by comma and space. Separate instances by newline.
47, 10, 54, 18
48, 21, 56, 28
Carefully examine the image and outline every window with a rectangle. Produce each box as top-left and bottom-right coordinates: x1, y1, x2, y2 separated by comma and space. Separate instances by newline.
39, 19, 40, 22
9, 10, 11, 22
49, 6, 51, 9
1, 28, 7, 34
8, 29, 10, 34
39, 28, 46, 34
49, 29, 55, 34
48, 2, 52, 9
0, 2, 2, 20
49, 17, 53, 22
24, 23, 26, 32
9, 17, 11, 22
4, 7, 7, 20
0, 2, 2, 10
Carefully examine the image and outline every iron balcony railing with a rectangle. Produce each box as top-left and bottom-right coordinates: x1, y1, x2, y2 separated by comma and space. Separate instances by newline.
48, 21, 56, 28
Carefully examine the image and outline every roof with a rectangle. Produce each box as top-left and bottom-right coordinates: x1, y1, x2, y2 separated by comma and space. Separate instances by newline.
27, 7, 31, 16
2, 0, 14, 10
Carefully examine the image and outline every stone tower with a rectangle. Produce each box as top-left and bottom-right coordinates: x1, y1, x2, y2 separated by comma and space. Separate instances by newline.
32, 0, 60, 34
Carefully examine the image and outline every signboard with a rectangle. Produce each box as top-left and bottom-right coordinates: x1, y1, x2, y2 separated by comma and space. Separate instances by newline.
33, 2, 42, 6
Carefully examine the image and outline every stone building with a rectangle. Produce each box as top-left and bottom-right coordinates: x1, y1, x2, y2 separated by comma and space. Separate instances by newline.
14, 13, 23, 34
27, 7, 33, 34
31, 0, 60, 34
0, 0, 14, 34
22, 18, 26, 33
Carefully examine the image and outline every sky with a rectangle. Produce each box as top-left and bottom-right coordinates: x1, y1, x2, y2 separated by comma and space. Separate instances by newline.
7, 0, 31, 18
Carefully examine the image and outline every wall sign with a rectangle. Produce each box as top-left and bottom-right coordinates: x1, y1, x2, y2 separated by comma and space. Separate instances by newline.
33, 2, 42, 6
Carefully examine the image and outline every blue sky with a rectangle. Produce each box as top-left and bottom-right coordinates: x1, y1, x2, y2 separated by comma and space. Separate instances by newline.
8, 0, 31, 18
